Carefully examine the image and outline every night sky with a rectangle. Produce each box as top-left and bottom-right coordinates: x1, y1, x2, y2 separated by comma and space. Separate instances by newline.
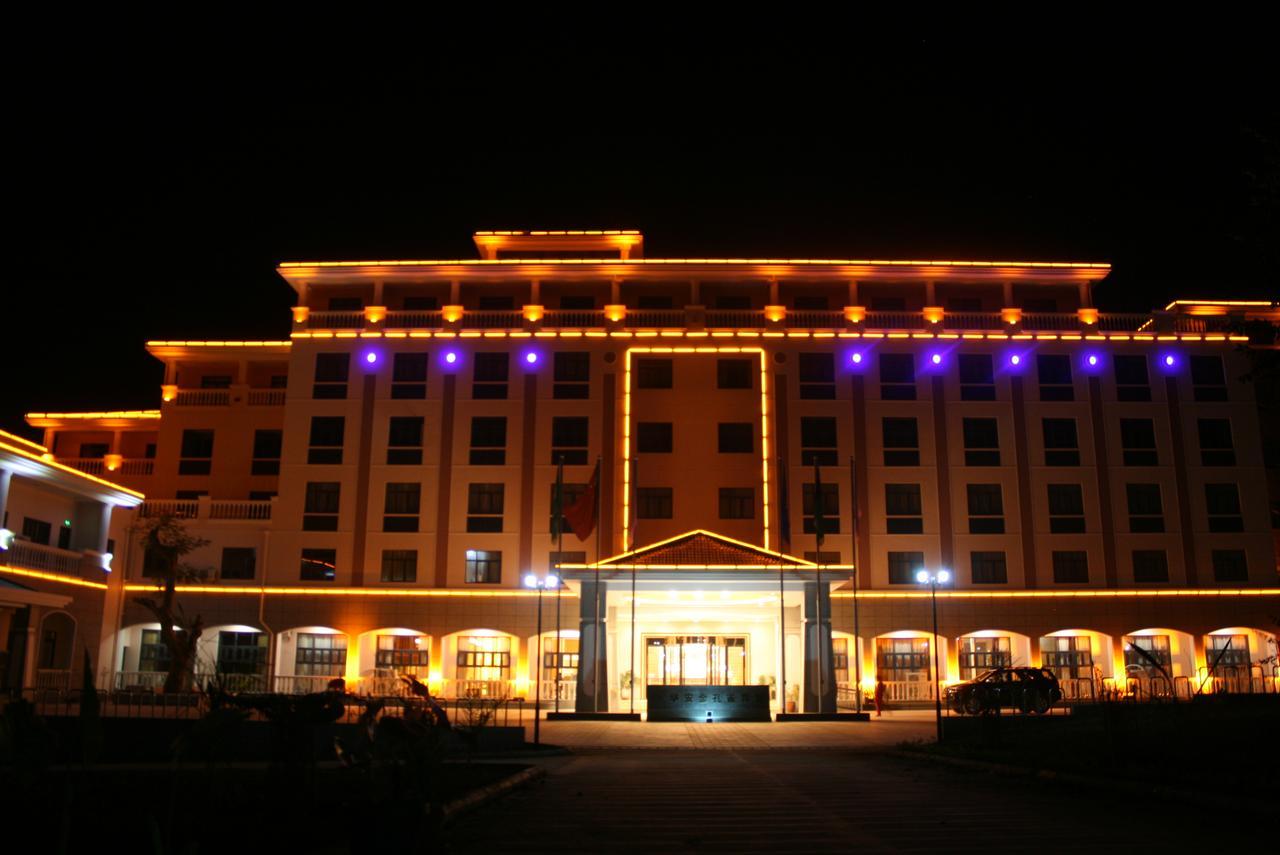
6, 37, 1276, 438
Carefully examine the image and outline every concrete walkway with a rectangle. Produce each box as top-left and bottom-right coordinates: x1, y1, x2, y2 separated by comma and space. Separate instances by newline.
446, 748, 1271, 852
528, 712, 936, 750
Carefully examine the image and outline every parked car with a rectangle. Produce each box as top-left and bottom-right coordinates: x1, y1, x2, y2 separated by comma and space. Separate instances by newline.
945, 667, 1063, 715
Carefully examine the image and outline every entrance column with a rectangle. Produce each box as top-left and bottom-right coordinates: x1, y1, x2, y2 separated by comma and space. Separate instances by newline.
574, 577, 609, 711
801, 582, 836, 713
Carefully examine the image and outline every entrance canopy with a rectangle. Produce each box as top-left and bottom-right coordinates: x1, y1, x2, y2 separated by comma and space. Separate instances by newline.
556, 529, 853, 583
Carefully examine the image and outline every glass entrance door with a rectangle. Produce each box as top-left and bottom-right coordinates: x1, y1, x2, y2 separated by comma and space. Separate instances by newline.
644, 635, 748, 686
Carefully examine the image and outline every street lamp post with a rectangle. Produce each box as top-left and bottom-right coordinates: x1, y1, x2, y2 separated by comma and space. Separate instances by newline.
524, 572, 559, 746
916, 568, 951, 742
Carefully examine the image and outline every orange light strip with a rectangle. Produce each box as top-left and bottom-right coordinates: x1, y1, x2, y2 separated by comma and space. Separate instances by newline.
145, 340, 292, 348
25, 410, 161, 420
281, 258, 1111, 269
122, 583, 577, 598
0, 429, 47, 454
831, 588, 1280, 600
624, 351, 771, 551
558, 564, 855, 571
585, 528, 809, 569
474, 229, 642, 236
293, 329, 1245, 344
0, 565, 108, 590
0, 439, 145, 499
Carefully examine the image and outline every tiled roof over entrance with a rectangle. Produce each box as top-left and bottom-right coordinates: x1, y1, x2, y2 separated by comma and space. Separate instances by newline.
592, 530, 818, 568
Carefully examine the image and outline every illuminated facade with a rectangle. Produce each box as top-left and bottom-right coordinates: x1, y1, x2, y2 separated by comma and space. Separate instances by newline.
4, 230, 1279, 712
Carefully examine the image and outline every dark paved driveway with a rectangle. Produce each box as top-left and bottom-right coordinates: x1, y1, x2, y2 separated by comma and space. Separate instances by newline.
445, 749, 1272, 852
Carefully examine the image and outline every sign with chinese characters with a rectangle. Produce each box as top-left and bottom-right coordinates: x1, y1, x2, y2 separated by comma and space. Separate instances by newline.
645, 684, 771, 722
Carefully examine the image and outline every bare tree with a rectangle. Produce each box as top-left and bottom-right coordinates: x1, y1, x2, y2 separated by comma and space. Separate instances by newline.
130, 514, 210, 693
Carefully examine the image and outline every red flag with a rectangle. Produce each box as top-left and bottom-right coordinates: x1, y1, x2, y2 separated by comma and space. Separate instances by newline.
564, 461, 599, 541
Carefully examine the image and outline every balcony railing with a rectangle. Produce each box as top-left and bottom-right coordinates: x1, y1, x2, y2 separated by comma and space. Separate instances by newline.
59, 457, 155, 477
297, 307, 1192, 334
1, 540, 91, 577
247, 389, 286, 406
139, 497, 273, 522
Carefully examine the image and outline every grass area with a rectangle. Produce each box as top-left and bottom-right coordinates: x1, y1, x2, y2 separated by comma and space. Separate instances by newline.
905, 697, 1278, 800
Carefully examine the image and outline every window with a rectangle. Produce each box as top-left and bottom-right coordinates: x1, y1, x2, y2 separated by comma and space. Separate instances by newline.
798, 353, 835, 399
717, 359, 752, 389
477, 295, 514, 310
300, 548, 337, 582
959, 636, 1011, 679
252, 429, 282, 475
200, 375, 232, 389
800, 417, 838, 466
1132, 550, 1169, 583
636, 422, 673, 453
1206, 634, 1251, 671
870, 296, 906, 311
1120, 418, 1158, 466
551, 417, 589, 465
1037, 355, 1074, 401
962, 418, 1000, 466
387, 417, 424, 465
876, 636, 930, 681
295, 633, 346, 676
549, 482, 587, 532
21, 517, 51, 545
1197, 419, 1235, 466
455, 635, 511, 677
313, 353, 349, 399
376, 634, 430, 672
1114, 355, 1151, 401
1211, 549, 1248, 582
466, 484, 505, 532
79, 442, 109, 458
1124, 635, 1173, 677
1041, 636, 1093, 681
464, 550, 502, 583
553, 352, 590, 399
57, 523, 71, 550
793, 295, 829, 310
970, 551, 1008, 584
472, 353, 509, 399
803, 482, 840, 534
380, 549, 417, 583
307, 416, 345, 464
888, 551, 926, 584
329, 296, 363, 311
637, 295, 673, 309
303, 482, 340, 531
403, 295, 439, 311
217, 631, 267, 675
885, 484, 922, 534
879, 353, 916, 400
1042, 419, 1080, 466
469, 417, 507, 465
1047, 484, 1086, 533
1052, 550, 1089, 583
1190, 355, 1228, 401
139, 629, 172, 673
179, 429, 214, 475
636, 358, 673, 389
719, 487, 755, 519
270, 375, 288, 389
383, 483, 421, 532
714, 294, 751, 309
718, 423, 753, 453
966, 484, 1005, 534
1126, 484, 1165, 532
636, 487, 673, 519
958, 354, 995, 401
1205, 483, 1244, 532
882, 417, 920, 466
1023, 298, 1058, 313
145, 443, 157, 459
220, 547, 256, 580
560, 295, 595, 310
175, 490, 206, 500
391, 353, 428, 399
249, 491, 276, 501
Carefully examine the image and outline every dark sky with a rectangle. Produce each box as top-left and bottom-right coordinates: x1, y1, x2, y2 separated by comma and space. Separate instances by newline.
5, 35, 1277, 439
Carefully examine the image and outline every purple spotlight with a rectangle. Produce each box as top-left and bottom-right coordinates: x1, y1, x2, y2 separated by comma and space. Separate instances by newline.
444, 350, 459, 366
1087, 354, 1097, 366
364, 351, 378, 365
930, 353, 943, 366
850, 352, 863, 365
524, 351, 539, 366
1163, 353, 1177, 368
1009, 353, 1022, 367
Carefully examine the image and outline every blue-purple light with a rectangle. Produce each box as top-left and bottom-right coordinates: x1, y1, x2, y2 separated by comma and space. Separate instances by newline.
1163, 354, 1176, 368
930, 353, 943, 366
524, 351, 539, 366
1009, 354, 1022, 367
850, 352, 863, 365
1087, 354, 1098, 366
364, 351, 379, 365
444, 350, 459, 366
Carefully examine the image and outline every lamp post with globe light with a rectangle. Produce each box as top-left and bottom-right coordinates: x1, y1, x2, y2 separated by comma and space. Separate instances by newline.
524, 572, 559, 745
916, 568, 951, 742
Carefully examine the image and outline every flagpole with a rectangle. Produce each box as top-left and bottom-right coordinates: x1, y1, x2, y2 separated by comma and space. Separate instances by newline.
593, 456, 602, 714
629, 456, 637, 716
778, 455, 786, 716
814, 464, 825, 714
554, 461, 564, 714
850, 456, 863, 715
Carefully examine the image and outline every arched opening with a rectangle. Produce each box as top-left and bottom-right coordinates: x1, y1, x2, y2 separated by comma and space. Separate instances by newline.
113, 622, 167, 690
1039, 628, 1115, 700
872, 630, 949, 704
276, 626, 348, 694
525, 628, 580, 705
1203, 627, 1279, 694
954, 629, 1033, 680
197, 624, 269, 692
440, 628, 518, 699
832, 630, 866, 709
1120, 627, 1196, 699
355, 628, 431, 696
35, 611, 76, 690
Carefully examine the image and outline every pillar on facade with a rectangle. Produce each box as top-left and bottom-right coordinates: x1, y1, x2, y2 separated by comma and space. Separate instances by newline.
801, 581, 837, 713
0, 467, 11, 530
574, 577, 610, 712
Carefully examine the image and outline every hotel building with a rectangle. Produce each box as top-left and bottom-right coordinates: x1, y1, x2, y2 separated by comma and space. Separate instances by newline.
2, 230, 1277, 713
